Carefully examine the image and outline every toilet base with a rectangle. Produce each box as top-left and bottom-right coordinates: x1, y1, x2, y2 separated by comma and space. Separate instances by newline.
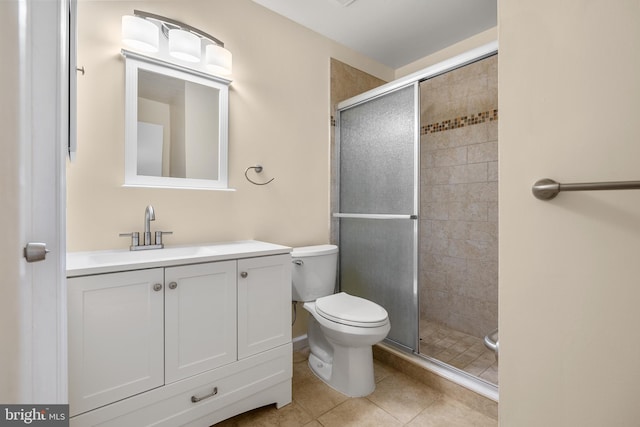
308, 352, 332, 382
307, 344, 376, 397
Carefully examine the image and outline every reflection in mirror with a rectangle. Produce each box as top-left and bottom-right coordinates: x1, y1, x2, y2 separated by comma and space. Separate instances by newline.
137, 69, 220, 180
123, 50, 230, 190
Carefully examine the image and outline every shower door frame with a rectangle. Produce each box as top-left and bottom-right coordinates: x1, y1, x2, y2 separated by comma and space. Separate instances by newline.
333, 41, 499, 386
334, 81, 421, 353
335, 42, 498, 112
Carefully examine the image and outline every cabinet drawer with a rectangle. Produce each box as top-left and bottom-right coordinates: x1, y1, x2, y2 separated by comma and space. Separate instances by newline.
70, 344, 292, 427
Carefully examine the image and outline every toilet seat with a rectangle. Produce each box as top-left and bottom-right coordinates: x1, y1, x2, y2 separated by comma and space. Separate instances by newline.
315, 292, 388, 328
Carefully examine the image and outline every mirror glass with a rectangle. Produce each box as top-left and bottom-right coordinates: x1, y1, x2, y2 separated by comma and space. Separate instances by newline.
124, 52, 230, 189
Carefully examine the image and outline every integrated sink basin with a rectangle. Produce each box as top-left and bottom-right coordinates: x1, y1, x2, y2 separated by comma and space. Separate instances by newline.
67, 240, 292, 277
89, 245, 216, 264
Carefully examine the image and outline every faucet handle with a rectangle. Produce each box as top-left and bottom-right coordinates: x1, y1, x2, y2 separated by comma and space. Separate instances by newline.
155, 231, 173, 246
119, 232, 140, 249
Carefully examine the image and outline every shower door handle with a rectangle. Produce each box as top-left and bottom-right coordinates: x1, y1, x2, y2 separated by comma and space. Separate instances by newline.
333, 213, 417, 220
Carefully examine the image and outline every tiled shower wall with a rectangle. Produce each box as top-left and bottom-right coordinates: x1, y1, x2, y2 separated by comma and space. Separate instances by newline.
420, 55, 498, 339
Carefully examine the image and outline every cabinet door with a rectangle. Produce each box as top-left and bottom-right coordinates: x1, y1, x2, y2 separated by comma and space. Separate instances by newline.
165, 261, 237, 383
238, 254, 292, 359
68, 269, 164, 416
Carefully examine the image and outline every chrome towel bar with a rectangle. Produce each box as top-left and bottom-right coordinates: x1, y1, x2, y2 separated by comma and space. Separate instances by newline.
333, 213, 418, 220
532, 178, 640, 200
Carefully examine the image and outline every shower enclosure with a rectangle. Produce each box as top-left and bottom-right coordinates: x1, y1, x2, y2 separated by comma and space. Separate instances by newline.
335, 83, 419, 351
334, 44, 499, 389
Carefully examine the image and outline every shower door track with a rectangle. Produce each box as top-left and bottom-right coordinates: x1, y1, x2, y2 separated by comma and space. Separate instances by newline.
378, 341, 499, 402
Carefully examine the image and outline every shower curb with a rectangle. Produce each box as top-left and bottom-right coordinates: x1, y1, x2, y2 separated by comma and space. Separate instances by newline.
373, 343, 498, 420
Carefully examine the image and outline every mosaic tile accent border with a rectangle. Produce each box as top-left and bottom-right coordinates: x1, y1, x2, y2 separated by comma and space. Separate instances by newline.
333, 110, 498, 131
421, 109, 498, 135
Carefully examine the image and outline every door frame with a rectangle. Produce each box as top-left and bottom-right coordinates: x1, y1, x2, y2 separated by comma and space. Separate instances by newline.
0, 0, 69, 403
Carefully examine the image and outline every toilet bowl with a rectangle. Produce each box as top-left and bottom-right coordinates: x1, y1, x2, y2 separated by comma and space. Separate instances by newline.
292, 245, 390, 397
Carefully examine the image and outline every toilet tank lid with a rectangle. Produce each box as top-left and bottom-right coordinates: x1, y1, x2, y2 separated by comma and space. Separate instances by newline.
291, 244, 338, 257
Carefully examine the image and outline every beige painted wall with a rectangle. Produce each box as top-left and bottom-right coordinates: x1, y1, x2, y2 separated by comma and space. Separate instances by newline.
499, 1, 640, 425
67, 0, 394, 252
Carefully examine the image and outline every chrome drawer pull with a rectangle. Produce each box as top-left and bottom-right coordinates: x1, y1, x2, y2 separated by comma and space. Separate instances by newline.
191, 387, 218, 403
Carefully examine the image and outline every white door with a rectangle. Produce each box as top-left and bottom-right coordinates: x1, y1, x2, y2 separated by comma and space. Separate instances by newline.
500, 2, 640, 424
165, 261, 237, 383
0, 1, 68, 404
67, 269, 165, 416
237, 255, 292, 359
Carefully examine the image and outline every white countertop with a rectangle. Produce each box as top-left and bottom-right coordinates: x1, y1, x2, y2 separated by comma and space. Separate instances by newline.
67, 240, 292, 277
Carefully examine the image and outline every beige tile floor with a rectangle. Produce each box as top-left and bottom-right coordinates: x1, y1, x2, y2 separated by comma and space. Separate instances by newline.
214, 348, 497, 426
419, 320, 498, 385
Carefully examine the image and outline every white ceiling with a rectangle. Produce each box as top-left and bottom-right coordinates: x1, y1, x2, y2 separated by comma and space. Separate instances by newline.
251, 0, 497, 69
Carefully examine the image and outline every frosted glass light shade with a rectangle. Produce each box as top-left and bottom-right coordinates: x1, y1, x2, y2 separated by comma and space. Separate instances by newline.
122, 16, 159, 52
205, 44, 232, 75
168, 29, 200, 63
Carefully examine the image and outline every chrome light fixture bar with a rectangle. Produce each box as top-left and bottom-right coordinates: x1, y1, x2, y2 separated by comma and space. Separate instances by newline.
121, 10, 232, 76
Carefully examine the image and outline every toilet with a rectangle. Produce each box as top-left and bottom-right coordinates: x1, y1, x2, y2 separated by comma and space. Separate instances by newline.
292, 244, 390, 397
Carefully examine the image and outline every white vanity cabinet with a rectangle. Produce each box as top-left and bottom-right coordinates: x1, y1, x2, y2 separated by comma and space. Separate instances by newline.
238, 256, 291, 359
68, 268, 165, 416
165, 261, 237, 383
67, 241, 292, 427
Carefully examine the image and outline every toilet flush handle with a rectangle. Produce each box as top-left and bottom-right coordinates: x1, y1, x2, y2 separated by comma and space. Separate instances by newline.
292, 259, 303, 266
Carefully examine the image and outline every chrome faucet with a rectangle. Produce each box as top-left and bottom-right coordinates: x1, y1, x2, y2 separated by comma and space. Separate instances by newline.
144, 205, 155, 246
119, 205, 172, 251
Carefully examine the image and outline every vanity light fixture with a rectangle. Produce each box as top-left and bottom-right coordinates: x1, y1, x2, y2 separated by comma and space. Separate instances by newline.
122, 15, 159, 52
121, 10, 233, 75
206, 44, 233, 75
168, 29, 200, 62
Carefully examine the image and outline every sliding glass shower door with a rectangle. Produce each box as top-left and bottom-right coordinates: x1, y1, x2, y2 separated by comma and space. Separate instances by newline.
336, 83, 419, 351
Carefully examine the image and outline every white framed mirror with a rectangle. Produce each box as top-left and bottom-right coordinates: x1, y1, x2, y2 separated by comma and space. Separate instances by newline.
123, 50, 231, 190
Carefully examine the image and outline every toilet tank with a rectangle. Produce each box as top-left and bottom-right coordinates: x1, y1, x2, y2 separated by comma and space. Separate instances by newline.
291, 245, 338, 302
